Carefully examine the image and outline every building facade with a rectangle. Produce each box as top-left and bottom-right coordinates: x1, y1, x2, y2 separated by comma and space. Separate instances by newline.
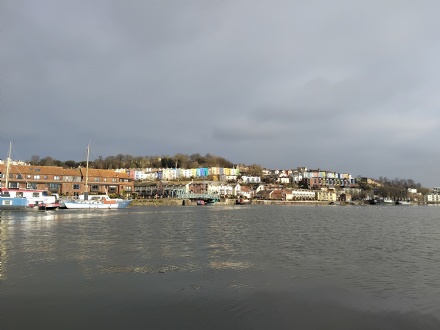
0, 164, 133, 197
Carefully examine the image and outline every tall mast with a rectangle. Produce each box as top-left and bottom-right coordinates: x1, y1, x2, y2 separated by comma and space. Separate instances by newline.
5, 142, 12, 189
85, 143, 90, 194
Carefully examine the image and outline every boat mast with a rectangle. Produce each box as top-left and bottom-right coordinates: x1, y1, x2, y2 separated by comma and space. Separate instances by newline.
84, 143, 90, 200
4, 142, 12, 189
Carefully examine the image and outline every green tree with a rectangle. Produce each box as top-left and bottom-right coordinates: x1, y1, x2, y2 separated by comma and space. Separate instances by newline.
173, 153, 190, 168
64, 160, 77, 168
39, 156, 55, 166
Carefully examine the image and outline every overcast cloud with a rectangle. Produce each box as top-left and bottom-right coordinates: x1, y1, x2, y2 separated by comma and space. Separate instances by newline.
1, 0, 439, 186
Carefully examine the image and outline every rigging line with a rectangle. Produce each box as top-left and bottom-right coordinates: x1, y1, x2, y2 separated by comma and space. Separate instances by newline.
10, 142, 35, 165
88, 144, 106, 168
3, 142, 34, 188
88, 146, 108, 192
80, 144, 89, 164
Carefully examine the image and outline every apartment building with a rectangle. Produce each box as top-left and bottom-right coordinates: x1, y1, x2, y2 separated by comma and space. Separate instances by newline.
0, 164, 133, 197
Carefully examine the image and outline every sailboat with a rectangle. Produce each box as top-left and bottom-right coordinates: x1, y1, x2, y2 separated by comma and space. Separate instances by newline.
0, 142, 60, 211
62, 144, 131, 209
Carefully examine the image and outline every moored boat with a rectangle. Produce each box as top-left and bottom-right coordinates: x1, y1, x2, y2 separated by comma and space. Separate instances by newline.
62, 143, 131, 210
0, 188, 60, 211
205, 198, 217, 205
235, 198, 251, 205
396, 200, 412, 205
382, 197, 395, 205
63, 195, 131, 209
0, 142, 60, 211
196, 198, 217, 206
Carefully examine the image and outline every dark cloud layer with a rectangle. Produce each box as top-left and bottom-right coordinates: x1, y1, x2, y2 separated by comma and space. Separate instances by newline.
1, 0, 439, 186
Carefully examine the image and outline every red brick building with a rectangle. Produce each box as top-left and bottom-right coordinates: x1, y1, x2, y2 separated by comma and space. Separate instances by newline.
0, 164, 133, 197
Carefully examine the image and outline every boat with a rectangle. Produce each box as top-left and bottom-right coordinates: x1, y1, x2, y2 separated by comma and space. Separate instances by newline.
396, 200, 412, 205
235, 197, 251, 205
63, 195, 131, 209
0, 188, 60, 211
0, 143, 60, 211
62, 143, 131, 210
382, 197, 395, 205
205, 198, 217, 205
196, 198, 217, 206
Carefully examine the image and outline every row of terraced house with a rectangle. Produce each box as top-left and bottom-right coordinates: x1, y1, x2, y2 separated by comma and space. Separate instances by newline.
129, 166, 356, 188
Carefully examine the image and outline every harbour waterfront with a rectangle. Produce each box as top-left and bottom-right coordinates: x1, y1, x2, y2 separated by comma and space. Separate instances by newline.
1, 205, 440, 329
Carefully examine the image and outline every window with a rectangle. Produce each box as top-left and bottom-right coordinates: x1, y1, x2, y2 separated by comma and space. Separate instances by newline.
16, 192, 23, 197
49, 183, 60, 191
32, 192, 39, 197
108, 186, 117, 193
8, 182, 19, 189
94, 177, 100, 182
27, 183, 37, 189
91, 185, 99, 191
34, 175, 40, 180
73, 184, 80, 190
16, 174, 23, 179
54, 176, 61, 180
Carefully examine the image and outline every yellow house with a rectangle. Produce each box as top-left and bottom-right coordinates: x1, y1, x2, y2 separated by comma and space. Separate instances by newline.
315, 188, 337, 202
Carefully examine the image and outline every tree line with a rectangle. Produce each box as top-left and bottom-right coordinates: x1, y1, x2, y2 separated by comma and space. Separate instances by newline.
28, 153, 236, 170
360, 176, 429, 196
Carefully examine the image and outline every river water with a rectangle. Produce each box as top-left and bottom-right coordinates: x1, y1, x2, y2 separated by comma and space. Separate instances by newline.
1, 205, 440, 329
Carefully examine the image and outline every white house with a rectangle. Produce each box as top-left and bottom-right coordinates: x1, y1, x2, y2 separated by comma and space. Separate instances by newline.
241, 176, 261, 183
232, 184, 241, 196
291, 188, 316, 200
277, 176, 290, 184
238, 186, 254, 199
425, 188, 440, 204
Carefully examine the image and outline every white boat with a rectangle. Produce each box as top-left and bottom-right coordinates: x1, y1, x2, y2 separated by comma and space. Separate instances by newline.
0, 188, 60, 211
63, 195, 131, 209
396, 200, 412, 205
382, 197, 395, 205
0, 143, 60, 211
62, 143, 131, 210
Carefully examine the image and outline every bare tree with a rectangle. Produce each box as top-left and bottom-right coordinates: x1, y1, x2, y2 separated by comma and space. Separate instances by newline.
30, 155, 40, 165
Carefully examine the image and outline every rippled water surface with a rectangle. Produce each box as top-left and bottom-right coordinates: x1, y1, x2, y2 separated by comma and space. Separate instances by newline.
1, 205, 440, 329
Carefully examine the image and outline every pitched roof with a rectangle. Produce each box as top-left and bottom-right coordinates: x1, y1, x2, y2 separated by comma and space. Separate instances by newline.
0, 164, 131, 179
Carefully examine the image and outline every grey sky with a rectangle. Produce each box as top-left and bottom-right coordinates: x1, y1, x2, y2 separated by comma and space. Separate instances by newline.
1, 0, 439, 187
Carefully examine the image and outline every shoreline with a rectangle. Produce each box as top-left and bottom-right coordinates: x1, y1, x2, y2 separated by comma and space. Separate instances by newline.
130, 198, 352, 207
